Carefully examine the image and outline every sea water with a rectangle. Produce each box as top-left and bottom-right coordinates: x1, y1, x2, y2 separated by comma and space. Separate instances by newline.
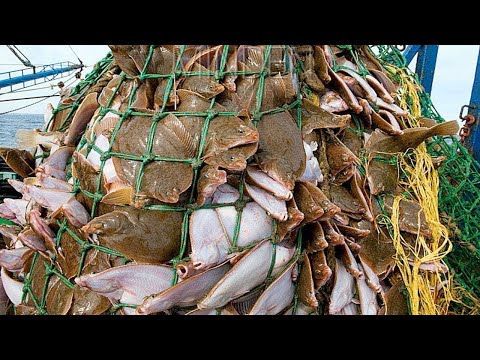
0, 113, 44, 148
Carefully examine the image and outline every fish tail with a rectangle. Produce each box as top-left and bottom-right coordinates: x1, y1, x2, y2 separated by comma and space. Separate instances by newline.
16, 129, 41, 149
430, 120, 459, 137
101, 182, 133, 205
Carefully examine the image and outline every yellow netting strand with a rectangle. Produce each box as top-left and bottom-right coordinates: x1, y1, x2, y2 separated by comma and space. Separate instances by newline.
385, 64, 454, 314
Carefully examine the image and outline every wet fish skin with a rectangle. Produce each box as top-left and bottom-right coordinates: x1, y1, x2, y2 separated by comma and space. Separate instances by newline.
137, 262, 231, 315
298, 253, 318, 308
27, 209, 56, 251
329, 258, 355, 314
0, 147, 35, 178
202, 116, 259, 158
356, 263, 379, 315
36, 146, 75, 180
204, 143, 257, 171
1, 267, 23, 306
294, 182, 324, 225
310, 250, 332, 290
0, 247, 31, 273
277, 197, 304, 241
339, 67, 377, 103
299, 180, 341, 221
196, 165, 227, 206
3, 199, 29, 225
15, 130, 63, 150
189, 208, 230, 270
304, 221, 328, 253
319, 90, 349, 113
246, 165, 293, 200
313, 45, 331, 83
64, 92, 99, 146
82, 206, 183, 264
366, 75, 395, 104
325, 133, 358, 177
301, 98, 351, 135
366, 120, 459, 154
18, 227, 47, 252
327, 66, 363, 113
248, 262, 296, 315
321, 220, 345, 246
245, 183, 288, 222
198, 241, 295, 309
75, 263, 174, 307
255, 111, 306, 190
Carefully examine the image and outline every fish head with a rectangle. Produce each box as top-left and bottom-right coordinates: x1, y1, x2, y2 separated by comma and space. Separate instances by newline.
198, 81, 225, 99
75, 275, 121, 297
81, 212, 127, 236
201, 166, 227, 185
213, 152, 248, 171
219, 123, 259, 148
161, 187, 182, 204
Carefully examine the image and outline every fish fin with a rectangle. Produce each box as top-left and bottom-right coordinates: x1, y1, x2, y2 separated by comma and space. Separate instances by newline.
162, 114, 197, 158
93, 113, 120, 138
191, 61, 209, 73
50, 206, 64, 220
430, 120, 459, 136
246, 47, 264, 71
177, 89, 208, 105
418, 117, 438, 128
16, 129, 41, 149
101, 183, 133, 205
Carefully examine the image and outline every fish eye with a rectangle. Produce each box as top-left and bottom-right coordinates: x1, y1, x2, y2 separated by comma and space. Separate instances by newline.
238, 129, 244, 133
230, 156, 236, 161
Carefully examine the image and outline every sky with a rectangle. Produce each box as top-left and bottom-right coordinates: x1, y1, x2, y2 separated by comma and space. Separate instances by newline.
0, 45, 478, 123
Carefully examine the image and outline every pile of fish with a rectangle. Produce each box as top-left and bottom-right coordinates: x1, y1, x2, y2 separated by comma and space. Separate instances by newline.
0, 45, 459, 315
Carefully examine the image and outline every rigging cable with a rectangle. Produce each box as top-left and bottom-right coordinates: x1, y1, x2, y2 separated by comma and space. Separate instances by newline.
68, 45, 83, 65
0, 92, 60, 116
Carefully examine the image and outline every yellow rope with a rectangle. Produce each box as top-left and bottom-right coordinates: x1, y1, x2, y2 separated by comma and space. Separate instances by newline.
383, 65, 454, 314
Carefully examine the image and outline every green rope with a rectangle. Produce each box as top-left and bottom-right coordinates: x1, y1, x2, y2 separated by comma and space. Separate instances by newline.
22, 45, 305, 315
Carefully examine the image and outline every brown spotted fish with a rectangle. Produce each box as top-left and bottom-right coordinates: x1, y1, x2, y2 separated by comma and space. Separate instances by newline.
0, 148, 35, 178
63, 92, 99, 146
325, 133, 358, 177
202, 115, 258, 159
111, 113, 195, 204
300, 180, 341, 221
81, 206, 183, 264
301, 98, 351, 136
255, 111, 306, 190
196, 165, 227, 206
204, 143, 258, 171
297, 253, 318, 308
313, 45, 331, 83
366, 120, 459, 154
180, 62, 225, 99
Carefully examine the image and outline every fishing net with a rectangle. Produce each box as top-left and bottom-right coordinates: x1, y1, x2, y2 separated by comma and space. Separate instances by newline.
373, 45, 480, 314
10, 44, 480, 315
20, 45, 307, 315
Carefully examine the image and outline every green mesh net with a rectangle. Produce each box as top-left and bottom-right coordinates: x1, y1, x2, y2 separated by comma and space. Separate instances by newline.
16, 45, 480, 315
373, 45, 480, 312
20, 45, 306, 315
